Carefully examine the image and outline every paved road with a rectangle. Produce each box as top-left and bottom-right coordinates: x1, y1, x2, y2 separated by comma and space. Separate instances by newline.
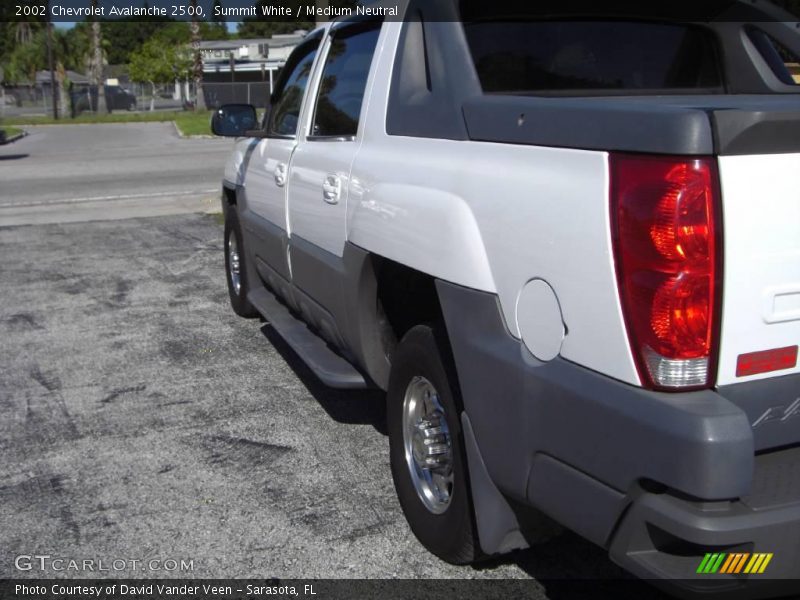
0, 124, 665, 598
0, 214, 663, 598
0, 123, 232, 225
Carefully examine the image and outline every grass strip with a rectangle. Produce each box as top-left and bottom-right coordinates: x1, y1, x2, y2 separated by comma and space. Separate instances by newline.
5, 111, 215, 138
1, 126, 24, 138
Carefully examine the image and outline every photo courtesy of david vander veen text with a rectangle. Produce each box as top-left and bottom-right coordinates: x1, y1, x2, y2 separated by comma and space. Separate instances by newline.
12, 583, 317, 598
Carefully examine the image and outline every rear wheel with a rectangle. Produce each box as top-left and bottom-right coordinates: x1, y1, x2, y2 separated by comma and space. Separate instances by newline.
387, 324, 480, 564
224, 209, 258, 318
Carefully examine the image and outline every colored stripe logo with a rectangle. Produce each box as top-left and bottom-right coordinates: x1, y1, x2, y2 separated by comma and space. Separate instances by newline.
697, 553, 773, 574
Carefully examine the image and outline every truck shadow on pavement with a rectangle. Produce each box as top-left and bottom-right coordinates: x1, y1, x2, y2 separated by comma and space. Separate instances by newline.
475, 534, 672, 600
0, 153, 29, 160
260, 321, 670, 599
260, 323, 388, 435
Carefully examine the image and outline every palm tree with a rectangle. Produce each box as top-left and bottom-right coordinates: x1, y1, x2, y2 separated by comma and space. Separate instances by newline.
51, 28, 85, 118
190, 0, 206, 110
15, 23, 33, 45
91, 0, 106, 113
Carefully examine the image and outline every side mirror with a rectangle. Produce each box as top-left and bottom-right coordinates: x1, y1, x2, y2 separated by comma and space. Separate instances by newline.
211, 104, 258, 137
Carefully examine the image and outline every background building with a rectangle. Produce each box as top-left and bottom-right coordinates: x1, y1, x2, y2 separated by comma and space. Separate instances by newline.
199, 31, 308, 108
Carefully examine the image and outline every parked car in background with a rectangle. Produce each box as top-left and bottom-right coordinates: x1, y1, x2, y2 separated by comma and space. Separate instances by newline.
71, 85, 137, 114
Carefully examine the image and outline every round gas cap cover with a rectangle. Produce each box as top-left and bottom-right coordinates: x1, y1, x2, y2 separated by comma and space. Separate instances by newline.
516, 279, 565, 362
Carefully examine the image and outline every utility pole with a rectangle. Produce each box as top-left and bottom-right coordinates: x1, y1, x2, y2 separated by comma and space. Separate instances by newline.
46, 19, 59, 119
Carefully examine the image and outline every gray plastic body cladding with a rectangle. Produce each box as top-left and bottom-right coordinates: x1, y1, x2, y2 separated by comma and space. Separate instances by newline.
719, 373, 800, 451
610, 485, 800, 583
221, 181, 240, 224
462, 95, 714, 154
240, 205, 291, 282
386, 1, 479, 140
235, 206, 390, 388
527, 453, 627, 547
713, 108, 800, 155
463, 94, 800, 155
290, 235, 350, 348
290, 239, 392, 389
386, 5, 799, 143
435, 280, 754, 503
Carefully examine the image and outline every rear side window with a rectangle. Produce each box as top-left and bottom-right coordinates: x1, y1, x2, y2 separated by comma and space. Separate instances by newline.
747, 27, 799, 86
462, 21, 723, 94
310, 22, 381, 138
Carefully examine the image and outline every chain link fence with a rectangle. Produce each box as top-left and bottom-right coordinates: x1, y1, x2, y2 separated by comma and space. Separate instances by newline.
1, 84, 51, 116
2, 79, 276, 118
118, 81, 274, 111
201, 82, 273, 109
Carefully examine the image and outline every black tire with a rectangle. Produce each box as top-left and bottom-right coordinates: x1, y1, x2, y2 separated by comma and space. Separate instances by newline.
224, 209, 258, 318
387, 324, 481, 564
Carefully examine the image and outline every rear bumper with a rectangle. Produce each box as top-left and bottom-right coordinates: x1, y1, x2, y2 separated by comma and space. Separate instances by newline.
436, 281, 800, 588
611, 461, 800, 593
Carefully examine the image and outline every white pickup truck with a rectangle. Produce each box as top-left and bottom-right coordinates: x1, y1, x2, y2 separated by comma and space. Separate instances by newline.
213, 1, 800, 592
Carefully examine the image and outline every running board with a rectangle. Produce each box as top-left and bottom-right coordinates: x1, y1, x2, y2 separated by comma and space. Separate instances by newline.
248, 287, 368, 389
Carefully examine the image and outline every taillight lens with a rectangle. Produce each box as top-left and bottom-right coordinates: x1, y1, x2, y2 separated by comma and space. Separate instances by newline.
611, 154, 722, 390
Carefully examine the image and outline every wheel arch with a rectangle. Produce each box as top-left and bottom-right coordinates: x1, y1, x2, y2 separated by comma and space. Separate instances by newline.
345, 247, 451, 391
347, 183, 496, 294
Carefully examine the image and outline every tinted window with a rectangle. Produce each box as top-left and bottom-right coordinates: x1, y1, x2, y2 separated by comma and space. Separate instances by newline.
462, 21, 722, 94
311, 24, 381, 138
269, 39, 320, 136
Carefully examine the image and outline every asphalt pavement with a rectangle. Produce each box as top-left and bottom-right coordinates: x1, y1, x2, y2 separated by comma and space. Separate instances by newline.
0, 124, 664, 598
0, 123, 232, 226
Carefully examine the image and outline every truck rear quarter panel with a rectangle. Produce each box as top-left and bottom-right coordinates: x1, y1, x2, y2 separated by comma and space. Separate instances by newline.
348, 21, 640, 386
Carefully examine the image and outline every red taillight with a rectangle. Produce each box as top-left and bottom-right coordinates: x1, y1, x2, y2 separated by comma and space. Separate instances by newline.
611, 154, 722, 390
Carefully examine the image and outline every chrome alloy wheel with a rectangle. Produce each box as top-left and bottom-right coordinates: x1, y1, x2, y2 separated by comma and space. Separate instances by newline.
228, 233, 242, 295
402, 376, 454, 514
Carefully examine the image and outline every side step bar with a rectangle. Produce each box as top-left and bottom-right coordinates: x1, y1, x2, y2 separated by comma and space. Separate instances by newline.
248, 287, 368, 389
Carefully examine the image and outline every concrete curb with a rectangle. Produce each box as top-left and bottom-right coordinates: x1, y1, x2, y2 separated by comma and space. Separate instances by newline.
0, 130, 27, 145
172, 120, 216, 140
1, 122, 214, 140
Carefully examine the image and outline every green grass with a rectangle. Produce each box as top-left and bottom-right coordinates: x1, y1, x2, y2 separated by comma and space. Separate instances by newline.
174, 111, 214, 137
1, 126, 23, 139
4, 110, 215, 137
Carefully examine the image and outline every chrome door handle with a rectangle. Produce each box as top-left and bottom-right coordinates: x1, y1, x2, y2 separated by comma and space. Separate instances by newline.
322, 175, 341, 204
274, 162, 287, 187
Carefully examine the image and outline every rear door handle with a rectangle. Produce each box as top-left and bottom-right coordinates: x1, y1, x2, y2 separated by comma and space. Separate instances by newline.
322, 175, 341, 204
274, 162, 287, 187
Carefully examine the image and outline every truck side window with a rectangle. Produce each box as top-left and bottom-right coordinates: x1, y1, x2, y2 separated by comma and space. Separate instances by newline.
268, 37, 321, 137
310, 22, 381, 139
